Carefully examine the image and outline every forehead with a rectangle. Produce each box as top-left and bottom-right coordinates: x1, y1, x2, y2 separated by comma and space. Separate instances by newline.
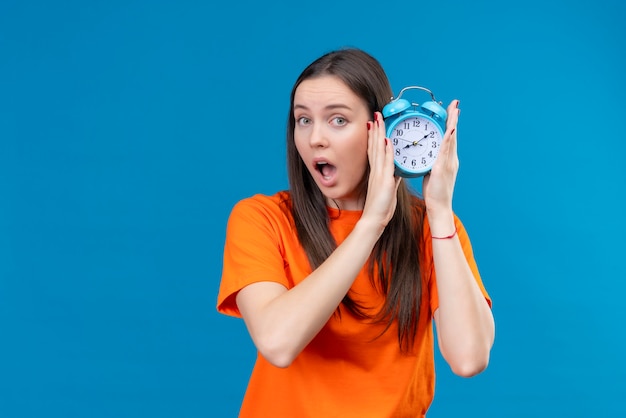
294, 75, 365, 110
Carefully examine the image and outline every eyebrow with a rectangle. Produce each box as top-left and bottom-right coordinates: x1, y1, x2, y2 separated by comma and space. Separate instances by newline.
293, 104, 352, 111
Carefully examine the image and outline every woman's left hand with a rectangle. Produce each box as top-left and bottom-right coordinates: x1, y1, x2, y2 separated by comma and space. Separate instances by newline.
422, 99, 461, 216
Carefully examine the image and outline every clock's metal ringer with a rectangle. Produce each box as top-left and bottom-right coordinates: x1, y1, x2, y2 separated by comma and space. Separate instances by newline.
389, 86, 442, 106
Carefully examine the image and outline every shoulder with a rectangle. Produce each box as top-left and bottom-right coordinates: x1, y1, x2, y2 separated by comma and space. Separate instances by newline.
227, 190, 293, 230
230, 190, 291, 216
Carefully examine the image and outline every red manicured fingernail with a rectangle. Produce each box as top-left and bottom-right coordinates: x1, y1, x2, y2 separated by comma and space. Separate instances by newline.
456, 101, 460, 108
367, 122, 371, 130
385, 138, 388, 145
451, 128, 456, 135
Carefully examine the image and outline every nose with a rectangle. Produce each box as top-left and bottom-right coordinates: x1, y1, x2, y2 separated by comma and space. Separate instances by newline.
309, 123, 329, 148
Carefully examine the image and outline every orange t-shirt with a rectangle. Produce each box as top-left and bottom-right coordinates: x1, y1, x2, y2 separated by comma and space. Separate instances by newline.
217, 191, 491, 418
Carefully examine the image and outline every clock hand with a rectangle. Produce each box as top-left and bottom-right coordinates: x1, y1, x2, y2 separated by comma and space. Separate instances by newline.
402, 134, 429, 149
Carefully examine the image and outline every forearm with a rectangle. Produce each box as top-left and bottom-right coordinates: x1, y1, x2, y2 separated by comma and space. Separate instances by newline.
429, 211, 495, 377
239, 218, 383, 367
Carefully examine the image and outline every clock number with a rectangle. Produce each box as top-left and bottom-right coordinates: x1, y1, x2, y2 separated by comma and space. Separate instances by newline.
428, 151, 433, 157
402, 156, 407, 164
392, 138, 398, 146
411, 159, 416, 167
424, 123, 429, 131
395, 149, 401, 156
429, 131, 435, 138
413, 120, 420, 128
431, 141, 437, 148
421, 157, 426, 165
403, 122, 410, 130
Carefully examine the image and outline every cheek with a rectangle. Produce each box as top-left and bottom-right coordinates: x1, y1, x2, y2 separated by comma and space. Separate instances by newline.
293, 133, 306, 156
350, 130, 369, 155
293, 129, 303, 152
294, 135, 314, 171
341, 131, 369, 170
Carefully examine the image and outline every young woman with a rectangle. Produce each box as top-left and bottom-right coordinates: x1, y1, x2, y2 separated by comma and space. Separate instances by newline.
217, 47, 494, 417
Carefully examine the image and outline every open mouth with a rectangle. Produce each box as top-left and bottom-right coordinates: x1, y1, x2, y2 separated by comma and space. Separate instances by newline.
315, 162, 336, 180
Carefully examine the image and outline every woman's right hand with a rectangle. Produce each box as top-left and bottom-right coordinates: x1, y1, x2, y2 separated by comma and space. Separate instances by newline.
361, 112, 402, 234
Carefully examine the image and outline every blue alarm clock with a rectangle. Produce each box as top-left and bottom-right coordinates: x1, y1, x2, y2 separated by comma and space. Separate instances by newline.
382, 86, 448, 178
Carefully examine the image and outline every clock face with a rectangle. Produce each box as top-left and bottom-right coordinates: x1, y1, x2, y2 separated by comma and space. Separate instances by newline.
389, 115, 443, 173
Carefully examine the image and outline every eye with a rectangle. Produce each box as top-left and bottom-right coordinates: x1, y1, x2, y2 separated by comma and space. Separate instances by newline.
297, 116, 312, 126
332, 117, 347, 126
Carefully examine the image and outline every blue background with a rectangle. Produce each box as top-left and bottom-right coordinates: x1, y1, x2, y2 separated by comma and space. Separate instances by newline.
1, 0, 624, 417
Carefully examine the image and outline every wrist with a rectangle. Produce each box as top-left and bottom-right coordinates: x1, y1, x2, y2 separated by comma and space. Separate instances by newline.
353, 217, 386, 242
427, 210, 455, 238
431, 226, 457, 240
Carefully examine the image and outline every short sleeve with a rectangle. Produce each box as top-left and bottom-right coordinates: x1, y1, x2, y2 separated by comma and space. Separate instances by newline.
216, 196, 291, 317
425, 214, 492, 313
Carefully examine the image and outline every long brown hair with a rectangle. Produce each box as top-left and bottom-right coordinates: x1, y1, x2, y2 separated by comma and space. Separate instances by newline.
284, 48, 426, 353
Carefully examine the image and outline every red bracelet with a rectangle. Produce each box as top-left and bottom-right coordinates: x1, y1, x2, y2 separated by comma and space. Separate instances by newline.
432, 227, 457, 240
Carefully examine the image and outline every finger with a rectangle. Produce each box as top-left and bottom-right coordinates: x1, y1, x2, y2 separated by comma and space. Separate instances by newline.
367, 120, 374, 158
367, 118, 381, 167
437, 128, 452, 165
448, 128, 458, 162
442, 100, 460, 161
385, 136, 396, 176
378, 114, 397, 179
449, 102, 460, 159
446, 99, 460, 132
371, 112, 387, 173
